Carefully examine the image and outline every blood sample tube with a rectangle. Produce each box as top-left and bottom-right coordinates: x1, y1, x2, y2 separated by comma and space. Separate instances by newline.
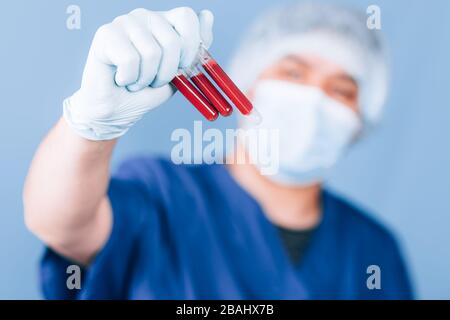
171, 73, 219, 121
185, 66, 233, 117
198, 47, 257, 119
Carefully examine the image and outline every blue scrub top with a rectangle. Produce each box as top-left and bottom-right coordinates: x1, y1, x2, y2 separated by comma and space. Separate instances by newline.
40, 157, 413, 300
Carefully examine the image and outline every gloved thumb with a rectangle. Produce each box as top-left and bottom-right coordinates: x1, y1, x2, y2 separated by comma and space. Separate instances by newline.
199, 10, 214, 49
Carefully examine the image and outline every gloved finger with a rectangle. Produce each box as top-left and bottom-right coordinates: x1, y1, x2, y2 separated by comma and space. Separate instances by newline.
132, 84, 176, 113
118, 15, 162, 92
198, 9, 214, 49
161, 7, 201, 68
146, 11, 182, 88
96, 22, 141, 87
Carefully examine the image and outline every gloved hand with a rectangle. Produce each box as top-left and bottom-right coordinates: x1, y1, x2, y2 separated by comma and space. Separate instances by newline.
63, 7, 214, 140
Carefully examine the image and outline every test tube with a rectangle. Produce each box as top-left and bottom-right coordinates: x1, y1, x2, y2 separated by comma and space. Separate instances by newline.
198, 46, 257, 118
185, 65, 233, 117
171, 73, 219, 121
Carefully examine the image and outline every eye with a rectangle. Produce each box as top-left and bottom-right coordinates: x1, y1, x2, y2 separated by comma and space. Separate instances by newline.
279, 67, 305, 81
327, 81, 358, 104
332, 87, 357, 100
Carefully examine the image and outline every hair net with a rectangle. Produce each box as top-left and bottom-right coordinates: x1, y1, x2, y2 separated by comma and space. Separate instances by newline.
228, 2, 389, 125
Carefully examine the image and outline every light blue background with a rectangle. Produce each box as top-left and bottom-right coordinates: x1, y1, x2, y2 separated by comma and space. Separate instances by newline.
0, 0, 448, 299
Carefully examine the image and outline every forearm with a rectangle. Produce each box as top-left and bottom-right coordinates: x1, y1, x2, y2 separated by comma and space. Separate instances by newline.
23, 117, 115, 258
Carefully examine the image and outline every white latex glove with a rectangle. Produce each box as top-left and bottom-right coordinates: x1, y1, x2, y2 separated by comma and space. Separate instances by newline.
63, 7, 214, 140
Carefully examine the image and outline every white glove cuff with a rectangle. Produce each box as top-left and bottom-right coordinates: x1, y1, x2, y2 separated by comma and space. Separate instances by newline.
63, 97, 130, 141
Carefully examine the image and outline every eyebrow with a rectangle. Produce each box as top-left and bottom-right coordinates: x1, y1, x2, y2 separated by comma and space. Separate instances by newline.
283, 54, 358, 86
284, 55, 310, 67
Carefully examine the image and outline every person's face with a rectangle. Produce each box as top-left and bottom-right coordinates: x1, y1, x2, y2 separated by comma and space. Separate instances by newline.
253, 53, 360, 114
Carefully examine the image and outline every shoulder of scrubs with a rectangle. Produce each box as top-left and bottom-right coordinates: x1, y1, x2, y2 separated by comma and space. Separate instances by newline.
40, 156, 187, 299
322, 190, 414, 299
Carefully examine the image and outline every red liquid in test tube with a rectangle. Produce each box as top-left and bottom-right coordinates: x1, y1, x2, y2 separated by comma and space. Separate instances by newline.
171, 74, 219, 121
190, 71, 233, 117
200, 49, 254, 116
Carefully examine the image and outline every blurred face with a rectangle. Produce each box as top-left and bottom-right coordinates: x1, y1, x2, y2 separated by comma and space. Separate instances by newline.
254, 53, 360, 114
241, 53, 363, 186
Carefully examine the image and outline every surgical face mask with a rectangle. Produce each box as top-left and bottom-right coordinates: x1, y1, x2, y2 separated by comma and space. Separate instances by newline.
240, 80, 361, 186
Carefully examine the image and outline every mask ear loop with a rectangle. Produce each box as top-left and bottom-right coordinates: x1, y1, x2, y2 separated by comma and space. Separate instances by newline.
351, 123, 364, 144
349, 76, 367, 142
355, 96, 372, 141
